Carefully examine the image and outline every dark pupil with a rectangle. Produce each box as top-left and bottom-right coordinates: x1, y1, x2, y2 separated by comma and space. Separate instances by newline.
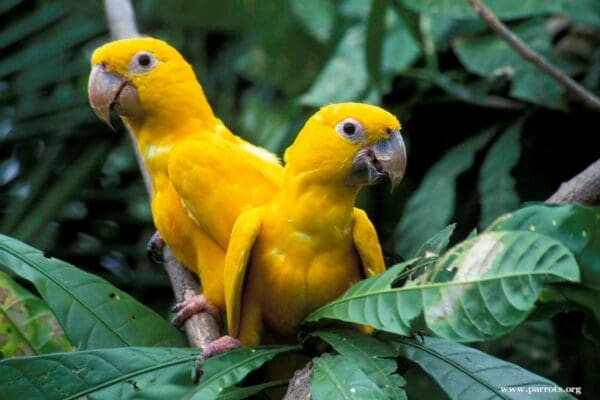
343, 122, 356, 135
138, 54, 151, 67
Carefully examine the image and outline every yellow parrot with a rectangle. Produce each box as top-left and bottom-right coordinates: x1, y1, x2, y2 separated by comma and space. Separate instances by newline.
87, 38, 283, 347
224, 103, 407, 346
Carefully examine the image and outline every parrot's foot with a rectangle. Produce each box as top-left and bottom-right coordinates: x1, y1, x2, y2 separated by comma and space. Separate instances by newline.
194, 335, 242, 382
198, 335, 242, 361
146, 231, 165, 264
171, 294, 221, 327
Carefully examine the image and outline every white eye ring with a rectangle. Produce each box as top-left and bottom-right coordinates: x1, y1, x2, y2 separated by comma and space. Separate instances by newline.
335, 118, 365, 141
129, 51, 158, 74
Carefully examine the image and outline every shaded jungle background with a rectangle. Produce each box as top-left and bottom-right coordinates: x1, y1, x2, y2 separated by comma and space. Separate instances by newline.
0, 0, 598, 398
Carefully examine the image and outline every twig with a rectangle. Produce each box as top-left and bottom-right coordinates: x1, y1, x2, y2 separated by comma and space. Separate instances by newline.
101, 0, 218, 349
546, 158, 600, 205
468, 0, 600, 111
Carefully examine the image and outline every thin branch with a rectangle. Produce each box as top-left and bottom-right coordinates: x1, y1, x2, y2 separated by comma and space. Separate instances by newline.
101, 0, 217, 349
468, 0, 600, 111
283, 362, 313, 400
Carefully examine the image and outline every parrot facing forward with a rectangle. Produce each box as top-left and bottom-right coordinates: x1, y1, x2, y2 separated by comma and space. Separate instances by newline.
88, 38, 283, 342
224, 103, 407, 346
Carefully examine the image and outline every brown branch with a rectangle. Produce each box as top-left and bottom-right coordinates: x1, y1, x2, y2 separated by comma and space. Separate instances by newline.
283, 362, 313, 400
101, 0, 218, 349
468, 0, 600, 111
546, 158, 600, 205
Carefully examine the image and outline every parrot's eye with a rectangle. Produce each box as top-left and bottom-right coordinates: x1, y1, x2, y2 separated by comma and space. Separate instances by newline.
129, 51, 158, 73
336, 118, 365, 141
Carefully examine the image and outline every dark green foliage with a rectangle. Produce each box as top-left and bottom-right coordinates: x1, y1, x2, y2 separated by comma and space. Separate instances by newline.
0, 0, 598, 398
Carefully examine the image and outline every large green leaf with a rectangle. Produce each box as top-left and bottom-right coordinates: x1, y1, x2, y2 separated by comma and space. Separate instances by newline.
0, 271, 71, 356
306, 231, 579, 341
381, 8, 421, 86
310, 353, 389, 400
488, 204, 600, 288
398, 337, 576, 400
0, 347, 198, 400
366, 0, 387, 91
300, 25, 368, 105
478, 121, 522, 227
394, 130, 493, 258
0, 234, 186, 349
311, 330, 406, 399
453, 20, 566, 109
402, 0, 563, 20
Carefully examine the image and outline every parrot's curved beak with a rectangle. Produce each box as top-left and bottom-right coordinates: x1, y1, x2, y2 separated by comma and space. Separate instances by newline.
88, 65, 143, 130
347, 130, 407, 190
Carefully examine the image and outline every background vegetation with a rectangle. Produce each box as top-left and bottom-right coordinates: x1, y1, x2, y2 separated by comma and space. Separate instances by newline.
0, 0, 598, 399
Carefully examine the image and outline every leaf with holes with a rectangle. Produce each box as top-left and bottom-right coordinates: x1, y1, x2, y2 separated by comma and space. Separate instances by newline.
488, 204, 599, 289
0, 271, 72, 356
397, 337, 576, 400
0, 234, 186, 349
306, 231, 579, 341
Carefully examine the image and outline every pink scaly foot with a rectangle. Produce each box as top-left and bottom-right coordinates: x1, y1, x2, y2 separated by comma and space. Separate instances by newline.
194, 336, 242, 382
198, 335, 242, 360
146, 231, 165, 264
171, 294, 222, 328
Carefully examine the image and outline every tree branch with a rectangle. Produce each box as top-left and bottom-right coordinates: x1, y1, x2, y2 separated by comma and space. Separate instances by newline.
546, 159, 600, 205
101, 0, 218, 349
468, 0, 600, 111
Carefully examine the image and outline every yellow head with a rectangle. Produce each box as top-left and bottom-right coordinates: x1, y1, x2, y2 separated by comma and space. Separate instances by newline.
284, 103, 406, 189
89, 37, 213, 130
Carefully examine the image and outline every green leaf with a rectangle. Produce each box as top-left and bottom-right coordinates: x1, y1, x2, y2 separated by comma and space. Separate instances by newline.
488, 204, 600, 289
0, 347, 198, 400
291, 0, 335, 42
564, 0, 600, 26
0, 3, 67, 51
402, 0, 563, 20
311, 354, 389, 400
453, 20, 565, 109
382, 10, 421, 81
0, 234, 186, 349
478, 121, 522, 228
218, 379, 289, 400
394, 130, 494, 258
307, 231, 579, 341
0, 271, 72, 356
300, 25, 368, 106
413, 223, 456, 258
366, 0, 388, 91
189, 346, 300, 400
398, 337, 576, 400
12, 140, 112, 242
311, 330, 406, 399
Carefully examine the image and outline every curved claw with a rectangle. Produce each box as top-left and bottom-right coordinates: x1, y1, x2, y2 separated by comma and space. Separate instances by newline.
146, 231, 165, 264
171, 294, 222, 328
193, 336, 242, 383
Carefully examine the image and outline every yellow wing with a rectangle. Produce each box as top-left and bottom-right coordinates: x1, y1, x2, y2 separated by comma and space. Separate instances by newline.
167, 128, 282, 249
224, 207, 263, 338
352, 208, 386, 278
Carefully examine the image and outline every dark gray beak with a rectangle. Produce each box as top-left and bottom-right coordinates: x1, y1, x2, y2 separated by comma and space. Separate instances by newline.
346, 130, 407, 190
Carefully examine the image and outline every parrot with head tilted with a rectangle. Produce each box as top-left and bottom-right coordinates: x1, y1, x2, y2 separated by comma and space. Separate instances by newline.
88, 38, 283, 353
223, 103, 407, 346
